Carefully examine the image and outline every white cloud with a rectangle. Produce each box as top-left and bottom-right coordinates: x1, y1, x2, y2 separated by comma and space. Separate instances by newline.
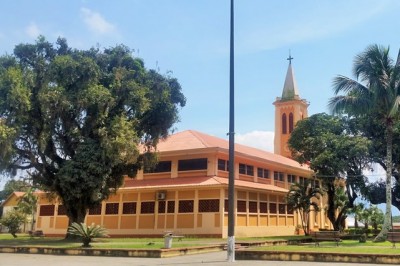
26, 22, 41, 38
236, 130, 274, 152
80, 7, 116, 35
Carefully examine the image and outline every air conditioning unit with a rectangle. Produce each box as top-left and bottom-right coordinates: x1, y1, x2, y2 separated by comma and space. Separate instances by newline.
156, 191, 166, 200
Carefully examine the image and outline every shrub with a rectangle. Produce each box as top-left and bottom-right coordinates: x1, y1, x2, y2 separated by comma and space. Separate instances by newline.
0, 209, 26, 238
359, 233, 367, 243
67, 222, 108, 247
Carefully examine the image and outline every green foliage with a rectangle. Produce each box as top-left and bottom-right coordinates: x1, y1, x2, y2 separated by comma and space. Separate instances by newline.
358, 205, 384, 231
0, 36, 186, 227
286, 180, 323, 235
359, 233, 367, 243
17, 188, 38, 231
0, 209, 26, 238
288, 113, 370, 230
349, 203, 365, 229
289, 113, 370, 179
67, 222, 108, 247
329, 44, 400, 241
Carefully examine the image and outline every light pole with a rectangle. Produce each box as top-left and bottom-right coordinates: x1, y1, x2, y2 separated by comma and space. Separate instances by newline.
227, 0, 235, 262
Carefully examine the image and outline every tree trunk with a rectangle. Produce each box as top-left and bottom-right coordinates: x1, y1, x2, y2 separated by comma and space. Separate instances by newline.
30, 210, 36, 231
326, 184, 338, 230
64, 202, 87, 240
374, 123, 393, 242
354, 215, 359, 228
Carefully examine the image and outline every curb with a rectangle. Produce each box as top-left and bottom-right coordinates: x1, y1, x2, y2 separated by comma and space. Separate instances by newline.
236, 250, 400, 264
0, 244, 225, 258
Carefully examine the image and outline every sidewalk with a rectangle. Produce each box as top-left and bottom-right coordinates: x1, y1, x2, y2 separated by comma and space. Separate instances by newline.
0, 251, 385, 266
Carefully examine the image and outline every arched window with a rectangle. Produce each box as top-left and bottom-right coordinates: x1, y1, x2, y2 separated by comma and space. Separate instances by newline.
282, 113, 287, 134
289, 113, 294, 133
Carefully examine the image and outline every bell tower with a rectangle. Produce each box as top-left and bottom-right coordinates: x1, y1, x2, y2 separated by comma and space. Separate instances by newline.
273, 54, 309, 158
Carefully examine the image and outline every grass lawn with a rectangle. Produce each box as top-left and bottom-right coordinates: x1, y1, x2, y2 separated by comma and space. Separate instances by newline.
2, 233, 400, 255
0, 233, 225, 249
251, 240, 400, 255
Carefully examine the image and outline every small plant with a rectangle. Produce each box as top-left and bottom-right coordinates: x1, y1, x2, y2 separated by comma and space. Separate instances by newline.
0, 209, 26, 238
67, 222, 108, 247
359, 233, 367, 243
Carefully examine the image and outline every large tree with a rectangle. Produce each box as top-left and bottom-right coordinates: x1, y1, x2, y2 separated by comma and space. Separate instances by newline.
289, 113, 370, 231
329, 45, 400, 241
0, 37, 186, 228
350, 116, 400, 212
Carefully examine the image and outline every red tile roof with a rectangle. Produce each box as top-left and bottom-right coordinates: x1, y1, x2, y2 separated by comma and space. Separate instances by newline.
122, 176, 288, 193
155, 130, 310, 171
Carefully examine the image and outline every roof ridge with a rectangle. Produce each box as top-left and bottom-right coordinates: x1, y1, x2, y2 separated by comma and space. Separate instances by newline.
187, 129, 215, 148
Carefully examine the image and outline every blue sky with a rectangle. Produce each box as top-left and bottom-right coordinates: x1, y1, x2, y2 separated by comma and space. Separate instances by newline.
0, 1, 399, 190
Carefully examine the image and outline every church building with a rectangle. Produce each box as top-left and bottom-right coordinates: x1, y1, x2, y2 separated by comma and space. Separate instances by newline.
2, 58, 330, 237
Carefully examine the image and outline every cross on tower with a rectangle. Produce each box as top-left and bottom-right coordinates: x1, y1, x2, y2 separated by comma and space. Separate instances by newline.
287, 50, 293, 64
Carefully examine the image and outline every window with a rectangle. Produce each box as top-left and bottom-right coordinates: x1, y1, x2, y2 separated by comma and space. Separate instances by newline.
178, 158, 207, 171
249, 201, 258, 213
218, 159, 229, 171
141, 202, 155, 214
260, 202, 268, 213
57, 205, 66, 216
239, 163, 254, 176
279, 204, 286, 214
269, 203, 277, 214
122, 202, 137, 214
287, 174, 296, 184
167, 201, 175, 213
246, 165, 254, 176
158, 201, 166, 213
287, 205, 294, 214
239, 164, 245, 174
178, 200, 194, 213
274, 171, 284, 182
105, 203, 119, 215
199, 199, 219, 212
237, 200, 246, 212
39, 205, 55, 216
257, 167, 270, 178
144, 161, 172, 173
89, 205, 102, 215
289, 113, 294, 133
282, 113, 287, 134
299, 177, 306, 185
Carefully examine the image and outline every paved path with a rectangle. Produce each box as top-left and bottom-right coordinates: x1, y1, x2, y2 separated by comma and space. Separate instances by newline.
0, 252, 384, 266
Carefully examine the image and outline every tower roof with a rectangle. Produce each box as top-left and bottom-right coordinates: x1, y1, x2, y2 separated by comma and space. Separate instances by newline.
281, 58, 299, 100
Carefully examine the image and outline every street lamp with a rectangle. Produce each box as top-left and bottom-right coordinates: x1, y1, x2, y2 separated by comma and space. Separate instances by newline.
227, 0, 235, 263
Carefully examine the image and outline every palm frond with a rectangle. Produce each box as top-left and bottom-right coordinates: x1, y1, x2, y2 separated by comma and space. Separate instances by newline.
390, 96, 400, 117
67, 222, 108, 238
332, 75, 369, 95
328, 95, 371, 115
354, 45, 392, 83
396, 48, 400, 67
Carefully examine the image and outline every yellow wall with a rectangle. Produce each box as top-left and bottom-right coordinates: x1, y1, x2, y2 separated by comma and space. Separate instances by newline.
120, 216, 136, 229
32, 147, 329, 238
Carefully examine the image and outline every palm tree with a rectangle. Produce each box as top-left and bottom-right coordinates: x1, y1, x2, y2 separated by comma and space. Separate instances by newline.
329, 44, 400, 241
286, 180, 323, 235
17, 187, 37, 231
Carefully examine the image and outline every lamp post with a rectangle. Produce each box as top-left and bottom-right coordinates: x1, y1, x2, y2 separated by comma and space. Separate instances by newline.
227, 0, 235, 262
